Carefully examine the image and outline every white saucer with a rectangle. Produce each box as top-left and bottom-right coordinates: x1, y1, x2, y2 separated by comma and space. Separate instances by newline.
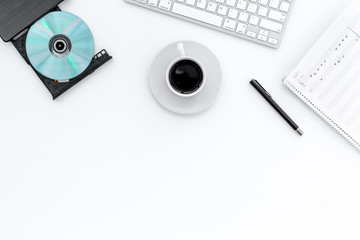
149, 41, 222, 115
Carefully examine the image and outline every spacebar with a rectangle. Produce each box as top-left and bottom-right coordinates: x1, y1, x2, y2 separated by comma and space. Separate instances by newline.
172, 3, 223, 27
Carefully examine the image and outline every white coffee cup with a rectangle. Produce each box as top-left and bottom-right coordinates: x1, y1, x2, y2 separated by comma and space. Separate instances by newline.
166, 43, 206, 98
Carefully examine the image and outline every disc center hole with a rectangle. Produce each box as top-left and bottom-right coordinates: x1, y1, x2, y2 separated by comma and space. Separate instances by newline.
49, 35, 72, 57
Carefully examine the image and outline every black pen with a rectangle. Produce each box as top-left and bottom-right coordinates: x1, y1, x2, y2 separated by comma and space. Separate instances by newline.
250, 79, 303, 136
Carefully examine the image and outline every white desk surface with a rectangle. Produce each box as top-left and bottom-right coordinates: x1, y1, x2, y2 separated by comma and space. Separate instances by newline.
1, 0, 359, 239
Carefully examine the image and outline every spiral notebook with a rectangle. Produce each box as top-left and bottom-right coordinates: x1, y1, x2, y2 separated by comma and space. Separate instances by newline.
283, 1, 360, 151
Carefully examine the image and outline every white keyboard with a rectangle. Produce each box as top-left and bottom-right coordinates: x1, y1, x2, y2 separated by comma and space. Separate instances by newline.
124, 0, 295, 48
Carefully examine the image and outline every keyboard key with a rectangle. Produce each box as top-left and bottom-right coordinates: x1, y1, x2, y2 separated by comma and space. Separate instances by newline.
247, 3, 258, 13
218, 5, 228, 15
259, 29, 269, 36
228, 9, 239, 19
258, 34, 267, 41
236, 23, 247, 34
238, 12, 249, 22
236, 0, 247, 10
148, 0, 158, 7
186, 0, 196, 6
258, 0, 268, 5
269, 0, 279, 8
249, 15, 260, 25
268, 37, 278, 45
247, 31, 257, 38
258, 6, 268, 16
207, 2, 217, 12
226, 0, 236, 7
196, 0, 207, 9
223, 19, 236, 31
280, 2, 290, 12
172, 3, 224, 27
268, 10, 287, 22
159, 0, 172, 11
259, 18, 283, 32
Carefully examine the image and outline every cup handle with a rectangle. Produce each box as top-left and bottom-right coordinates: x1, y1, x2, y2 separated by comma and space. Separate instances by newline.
177, 42, 186, 57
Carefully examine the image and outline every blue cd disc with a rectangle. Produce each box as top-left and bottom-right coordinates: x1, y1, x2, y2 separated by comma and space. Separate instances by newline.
26, 11, 95, 81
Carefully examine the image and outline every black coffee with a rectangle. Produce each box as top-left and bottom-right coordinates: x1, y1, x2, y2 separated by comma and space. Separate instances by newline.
169, 59, 203, 94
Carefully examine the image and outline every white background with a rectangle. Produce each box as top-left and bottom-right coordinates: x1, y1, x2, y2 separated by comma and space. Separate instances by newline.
1, 0, 359, 239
